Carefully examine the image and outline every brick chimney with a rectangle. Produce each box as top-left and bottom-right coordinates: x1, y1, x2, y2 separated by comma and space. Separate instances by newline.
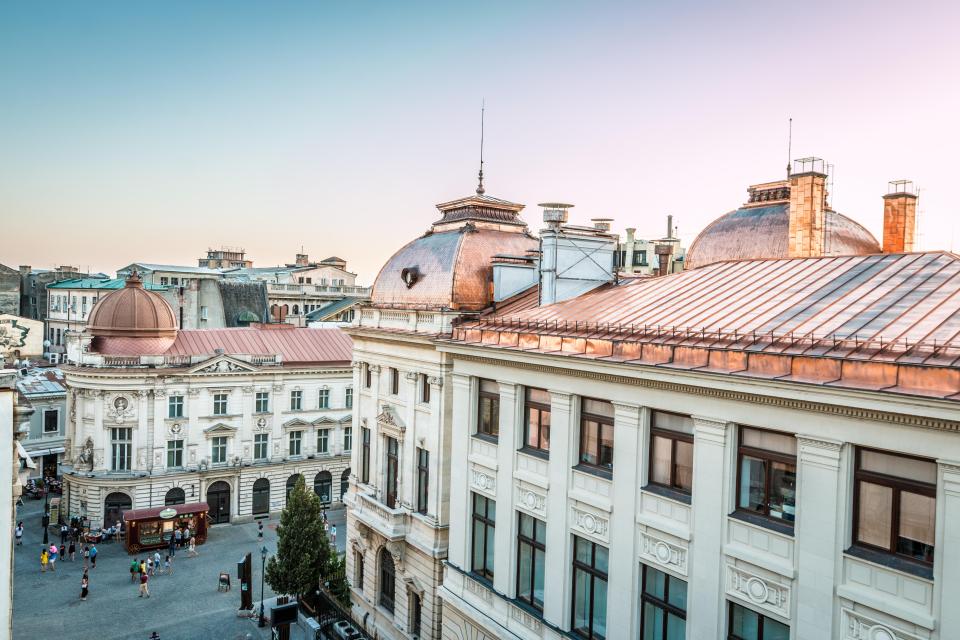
787, 158, 828, 258
882, 180, 918, 253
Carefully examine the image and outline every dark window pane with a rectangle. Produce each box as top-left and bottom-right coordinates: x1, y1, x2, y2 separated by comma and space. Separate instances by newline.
642, 602, 664, 640
666, 614, 685, 640
667, 575, 687, 610
572, 569, 591, 635
738, 456, 766, 513
769, 462, 796, 522
730, 603, 760, 639
675, 440, 693, 491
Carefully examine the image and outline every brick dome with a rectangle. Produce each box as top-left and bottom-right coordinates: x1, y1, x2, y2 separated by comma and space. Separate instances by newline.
87, 273, 178, 339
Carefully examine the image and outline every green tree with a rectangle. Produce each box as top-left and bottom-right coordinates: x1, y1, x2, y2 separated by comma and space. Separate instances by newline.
265, 476, 345, 601
324, 553, 351, 607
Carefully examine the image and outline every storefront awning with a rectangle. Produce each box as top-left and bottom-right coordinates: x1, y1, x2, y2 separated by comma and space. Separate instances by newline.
24, 447, 65, 458
123, 502, 210, 522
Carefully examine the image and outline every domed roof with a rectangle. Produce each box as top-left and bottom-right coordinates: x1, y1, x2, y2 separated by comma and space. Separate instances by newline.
371, 193, 538, 311
686, 202, 880, 269
87, 273, 178, 339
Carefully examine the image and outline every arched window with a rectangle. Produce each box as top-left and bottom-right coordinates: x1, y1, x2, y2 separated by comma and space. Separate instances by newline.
164, 487, 185, 506
409, 592, 422, 636
292, 304, 299, 315
285, 474, 303, 500
270, 305, 279, 321
314, 471, 332, 504
340, 468, 350, 501
379, 547, 396, 613
252, 478, 270, 515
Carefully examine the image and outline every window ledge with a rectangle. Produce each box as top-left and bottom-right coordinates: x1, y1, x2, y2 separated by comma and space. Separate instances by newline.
472, 432, 499, 445
729, 510, 794, 537
844, 545, 933, 581
642, 483, 692, 505
517, 446, 550, 461
573, 464, 613, 481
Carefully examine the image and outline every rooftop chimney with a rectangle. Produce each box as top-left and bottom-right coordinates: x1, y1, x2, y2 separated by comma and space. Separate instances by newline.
295, 253, 310, 267
788, 157, 828, 258
667, 214, 674, 239
541, 203, 572, 230
882, 180, 918, 253
591, 218, 613, 232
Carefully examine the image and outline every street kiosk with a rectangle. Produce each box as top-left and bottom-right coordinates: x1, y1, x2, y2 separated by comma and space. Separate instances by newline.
122, 502, 209, 553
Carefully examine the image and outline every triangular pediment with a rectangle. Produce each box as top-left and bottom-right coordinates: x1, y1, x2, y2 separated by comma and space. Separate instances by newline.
312, 416, 337, 426
282, 418, 312, 429
188, 355, 257, 374
203, 423, 238, 435
376, 405, 405, 431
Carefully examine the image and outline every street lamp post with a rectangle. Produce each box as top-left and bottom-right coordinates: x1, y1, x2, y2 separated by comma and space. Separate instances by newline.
42, 484, 49, 545
259, 545, 268, 627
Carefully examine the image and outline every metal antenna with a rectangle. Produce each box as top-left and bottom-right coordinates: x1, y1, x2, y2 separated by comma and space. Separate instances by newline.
476, 99, 486, 195
786, 117, 793, 177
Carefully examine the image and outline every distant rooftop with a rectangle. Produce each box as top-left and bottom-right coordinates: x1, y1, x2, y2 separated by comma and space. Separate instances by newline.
117, 263, 225, 276
49, 277, 167, 291
17, 368, 66, 397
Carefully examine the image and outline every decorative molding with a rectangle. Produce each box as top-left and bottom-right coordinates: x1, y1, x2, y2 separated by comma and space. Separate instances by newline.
464, 574, 493, 604
797, 435, 843, 469
639, 530, 688, 576
842, 608, 922, 640
727, 564, 791, 619
515, 484, 547, 517
369, 364, 381, 374
451, 353, 960, 433
470, 468, 496, 495
509, 603, 543, 632
404, 371, 419, 382
187, 388, 201, 396
571, 505, 609, 542
427, 375, 444, 387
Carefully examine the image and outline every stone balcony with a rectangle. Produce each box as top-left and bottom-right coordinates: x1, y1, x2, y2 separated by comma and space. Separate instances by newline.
351, 490, 409, 541
266, 283, 371, 298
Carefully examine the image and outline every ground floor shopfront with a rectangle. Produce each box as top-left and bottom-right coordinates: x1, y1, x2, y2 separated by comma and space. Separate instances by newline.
61, 456, 350, 528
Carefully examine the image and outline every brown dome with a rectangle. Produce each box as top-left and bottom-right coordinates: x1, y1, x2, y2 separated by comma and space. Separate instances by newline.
87, 273, 178, 339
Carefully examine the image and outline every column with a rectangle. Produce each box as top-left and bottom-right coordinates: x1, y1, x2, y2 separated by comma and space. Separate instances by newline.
606, 402, 643, 638
447, 373, 473, 567
543, 391, 574, 628
270, 383, 283, 462
794, 436, 843, 640
492, 381, 520, 595
688, 416, 731, 640
429, 375, 446, 523
401, 371, 419, 509
240, 386, 254, 462
938, 461, 960, 634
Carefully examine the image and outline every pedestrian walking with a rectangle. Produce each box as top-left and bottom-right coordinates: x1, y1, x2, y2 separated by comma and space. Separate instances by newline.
82, 545, 90, 568
330, 524, 337, 545
164, 555, 172, 576
89, 544, 98, 569
14, 522, 23, 546
323, 520, 329, 536
187, 537, 197, 557
168, 533, 176, 557
153, 551, 161, 575
130, 558, 139, 582
257, 521, 263, 538
60, 523, 68, 546
80, 572, 89, 601
49, 544, 58, 571
147, 556, 154, 576
68, 539, 76, 562
138, 571, 150, 598
140, 559, 147, 576
40, 547, 48, 573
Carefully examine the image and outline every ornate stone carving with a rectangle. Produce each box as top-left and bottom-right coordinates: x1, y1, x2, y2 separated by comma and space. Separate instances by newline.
510, 604, 543, 632
842, 607, 921, 640
187, 388, 200, 396
404, 371, 419, 382
198, 359, 245, 373
639, 530, 688, 576
464, 574, 493, 603
255, 417, 268, 431
369, 364, 381, 373
727, 564, 790, 618
106, 395, 135, 424
571, 506, 609, 541
168, 423, 184, 436
241, 386, 254, 394
470, 468, 496, 494
427, 375, 444, 387
75, 437, 94, 471
385, 541, 405, 572
153, 388, 167, 398
515, 485, 546, 516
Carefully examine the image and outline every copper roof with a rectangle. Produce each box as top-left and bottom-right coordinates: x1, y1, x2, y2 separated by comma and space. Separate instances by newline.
451, 252, 960, 400
87, 273, 178, 345
685, 203, 880, 268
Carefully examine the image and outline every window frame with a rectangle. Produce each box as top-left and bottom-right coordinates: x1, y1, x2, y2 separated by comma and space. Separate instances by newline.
516, 512, 546, 612
364, 365, 371, 389
255, 391, 269, 413
318, 388, 330, 409
416, 448, 429, 515
735, 427, 797, 527
852, 447, 936, 566
477, 379, 500, 439
345, 387, 353, 409
43, 409, 59, 434
420, 373, 431, 404
379, 547, 396, 613
211, 436, 227, 464
639, 564, 687, 640
111, 427, 132, 471
290, 390, 303, 411
389, 368, 399, 395
571, 536, 608, 640
648, 425, 694, 495
343, 426, 352, 452
289, 430, 302, 457
212, 393, 228, 416
523, 387, 551, 454
253, 433, 269, 461
361, 427, 370, 483
578, 398, 615, 473
317, 428, 330, 455
471, 493, 496, 582
385, 437, 399, 509
727, 601, 790, 640
166, 439, 184, 468
168, 395, 184, 419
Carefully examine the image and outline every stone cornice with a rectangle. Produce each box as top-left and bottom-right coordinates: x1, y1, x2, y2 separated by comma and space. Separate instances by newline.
452, 353, 960, 434
62, 366, 351, 384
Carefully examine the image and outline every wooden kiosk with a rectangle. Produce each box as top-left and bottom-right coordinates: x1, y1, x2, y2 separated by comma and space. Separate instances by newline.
122, 502, 210, 554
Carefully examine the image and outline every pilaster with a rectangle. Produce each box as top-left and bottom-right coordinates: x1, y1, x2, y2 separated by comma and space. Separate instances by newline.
448, 373, 473, 567
543, 391, 574, 628
492, 381, 519, 596
937, 460, 960, 634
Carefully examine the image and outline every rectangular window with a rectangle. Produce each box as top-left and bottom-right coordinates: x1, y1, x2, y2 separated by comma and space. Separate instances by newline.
572, 536, 608, 640
579, 398, 615, 472
168, 395, 184, 418
640, 565, 687, 640
213, 393, 228, 416
364, 365, 372, 388
255, 391, 269, 413
389, 367, 399, 395
736, 427, 797, 526
524, 388, 551, 453
111, 428, 132, 471
635, 249, 647, 266
355, 551, 364, 590
853, 448, 936, 565
290, 390, 302, 411
728, 602, 790, 640
211, 436, 227, 464
200, 305, 208, 320
416, 448, 429, 515
289, 431, 302, 457
477, 379, 500, 438
649, 412, 694, 494
471, 493, 496, 581
420, 373, 431, 404
254, 433, 269, 461
361, 427, 371, 483
167, 440, 184, 468
43, 409, 59, 433
317, 429, 329, 454
318, 388, 330, 409
344, 426, 353, 452
385, 437, 399, 508
171, 277, 179, 286
160, 277, 169, 285
517, 513, 546, 612
345, 387, 353, 409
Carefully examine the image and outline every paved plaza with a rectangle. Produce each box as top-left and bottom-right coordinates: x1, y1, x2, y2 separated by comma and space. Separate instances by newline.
13, 498, 346, 640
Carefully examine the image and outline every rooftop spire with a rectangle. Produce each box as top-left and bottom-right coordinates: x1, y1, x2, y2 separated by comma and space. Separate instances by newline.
476, 99, 486, 195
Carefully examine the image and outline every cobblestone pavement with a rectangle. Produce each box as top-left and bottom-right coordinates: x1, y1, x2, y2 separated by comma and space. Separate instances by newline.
13, 498, 346, 640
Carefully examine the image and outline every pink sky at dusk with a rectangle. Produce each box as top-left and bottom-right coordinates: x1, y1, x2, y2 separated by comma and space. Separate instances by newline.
1, 1, 958, 283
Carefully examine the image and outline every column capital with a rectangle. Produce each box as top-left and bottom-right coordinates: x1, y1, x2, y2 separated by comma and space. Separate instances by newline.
496, 380, 519, 398
692, 416, 730, 445
549, 391, 574, 411
797, 435, 842, 469
940, 460, 960, 496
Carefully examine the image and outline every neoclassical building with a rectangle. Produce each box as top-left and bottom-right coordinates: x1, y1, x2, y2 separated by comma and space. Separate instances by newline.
61, 274, 354, 528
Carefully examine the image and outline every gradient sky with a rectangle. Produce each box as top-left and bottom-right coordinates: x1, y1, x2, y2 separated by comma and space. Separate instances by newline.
2, 1, 958, 283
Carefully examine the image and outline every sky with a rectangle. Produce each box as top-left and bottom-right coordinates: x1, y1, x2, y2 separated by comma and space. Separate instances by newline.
2, 1, 959, 283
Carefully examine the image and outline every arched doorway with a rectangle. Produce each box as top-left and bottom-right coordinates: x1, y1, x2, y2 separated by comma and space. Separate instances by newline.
285, 474, 303, 501
379, 547, 396, 613
314, 471, 332, 505
103, 492, 132, 528
252, 478, 270, 516
164, 487, 185, 506
206, 481, 231, 524
340, 468, 350, 501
